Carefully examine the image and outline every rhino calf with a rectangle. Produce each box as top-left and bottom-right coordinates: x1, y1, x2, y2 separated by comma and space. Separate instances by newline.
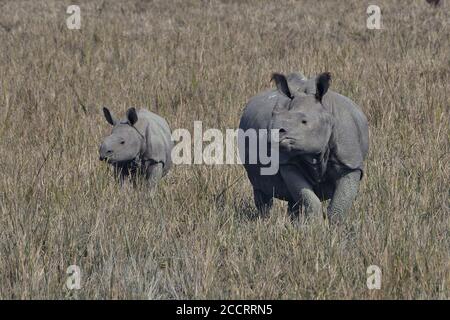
99, 107, 173, 188
239, 72, 369, 222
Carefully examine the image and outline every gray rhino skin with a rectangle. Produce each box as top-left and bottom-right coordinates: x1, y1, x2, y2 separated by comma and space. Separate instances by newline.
99, 107, 173, 188
239, 72, 369, 222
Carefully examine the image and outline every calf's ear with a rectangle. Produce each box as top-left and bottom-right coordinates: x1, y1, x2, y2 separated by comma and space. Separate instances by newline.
271, 73, 293, 99
126, 107, 138, 126
103, 107, 117, 126
315, 72, 331, 102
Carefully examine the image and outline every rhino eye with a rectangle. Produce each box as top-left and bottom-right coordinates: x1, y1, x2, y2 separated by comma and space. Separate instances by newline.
120, 141, 125, 145
301, 120, 308, 125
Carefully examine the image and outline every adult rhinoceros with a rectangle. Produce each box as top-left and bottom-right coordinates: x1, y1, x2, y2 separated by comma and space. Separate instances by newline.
239, 72, 369, 222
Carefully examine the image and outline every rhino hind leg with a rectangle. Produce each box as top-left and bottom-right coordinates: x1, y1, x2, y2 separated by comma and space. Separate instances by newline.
327, 170, 361, 223
253, 188, 273, 216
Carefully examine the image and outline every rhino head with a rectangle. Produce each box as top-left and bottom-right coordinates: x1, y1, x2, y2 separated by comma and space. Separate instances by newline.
270, 72, 334, 158
99, 107, 145, 165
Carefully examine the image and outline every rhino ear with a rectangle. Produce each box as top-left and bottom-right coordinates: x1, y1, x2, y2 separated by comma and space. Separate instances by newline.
315, 72, 331, 102
103, 107, 117, 126
126, 107, 138, 126
271, 73, 293, 99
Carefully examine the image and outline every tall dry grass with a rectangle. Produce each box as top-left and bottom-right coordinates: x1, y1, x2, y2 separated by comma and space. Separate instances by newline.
0, 0, 449, 299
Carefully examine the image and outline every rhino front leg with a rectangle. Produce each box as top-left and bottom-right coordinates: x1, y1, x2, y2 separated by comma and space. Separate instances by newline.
113, 166, 127, 186
280, 165, 321, 217
144, 162, 164, 191
327, 170, 361, 223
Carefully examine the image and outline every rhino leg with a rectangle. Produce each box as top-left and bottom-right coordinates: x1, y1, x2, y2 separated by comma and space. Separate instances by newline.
327, 170, 361, 223
253, 188, 273, 216
113, 166, 127, 186
144, 162, 164, 191
299, 189, 322, 216
287, 200, 299, 218
280, 165, 321, 217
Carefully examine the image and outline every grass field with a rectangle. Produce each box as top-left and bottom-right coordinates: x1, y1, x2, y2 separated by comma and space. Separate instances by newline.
0, 0, 449, 299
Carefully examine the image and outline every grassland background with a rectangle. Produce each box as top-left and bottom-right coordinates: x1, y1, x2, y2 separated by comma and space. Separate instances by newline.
0, 0, 449, 299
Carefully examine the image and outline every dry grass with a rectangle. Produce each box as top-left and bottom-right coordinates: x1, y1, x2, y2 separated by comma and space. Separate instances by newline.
0, 0, 449, 299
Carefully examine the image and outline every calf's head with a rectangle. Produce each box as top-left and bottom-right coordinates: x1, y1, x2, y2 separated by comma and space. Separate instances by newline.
270, 72, 333, 156
99, 107, 144, 164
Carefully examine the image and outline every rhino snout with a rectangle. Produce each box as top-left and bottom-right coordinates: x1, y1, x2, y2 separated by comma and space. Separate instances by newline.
270, 127, 287, 143
99, 144, 114, 161
279, 138, 296, 151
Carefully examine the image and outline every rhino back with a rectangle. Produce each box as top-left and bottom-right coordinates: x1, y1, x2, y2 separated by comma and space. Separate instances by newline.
136, 109, 173, 173
239, 89, 290, 131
